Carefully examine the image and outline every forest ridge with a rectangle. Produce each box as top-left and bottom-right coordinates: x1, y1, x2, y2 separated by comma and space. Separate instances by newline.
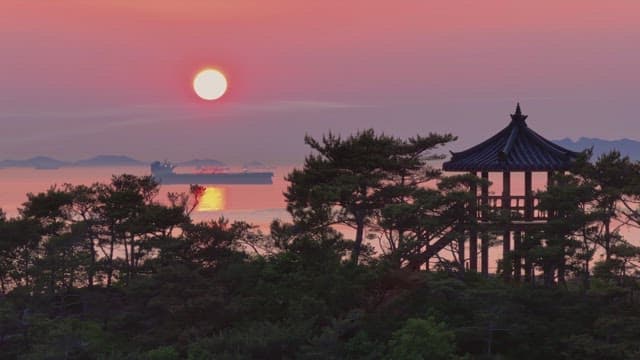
1, 129, 640, 359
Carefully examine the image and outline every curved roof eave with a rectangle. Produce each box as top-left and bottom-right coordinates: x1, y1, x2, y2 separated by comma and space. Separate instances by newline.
442, 104, 580, 172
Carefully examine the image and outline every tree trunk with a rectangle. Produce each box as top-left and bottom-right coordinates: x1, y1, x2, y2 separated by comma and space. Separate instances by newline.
351, 215, 365, 265
23, 249, 30, 288
557, 256, 566, 287
106, 231, 115, 288
129, 234, 136, 279
544, 262, 555, 287
88, 238, 95, 288
582, 230, 591, 290
123, 235, 129, 279
604, 219, 611, 260
84, 216, 96, 288
583, 259, 591, 290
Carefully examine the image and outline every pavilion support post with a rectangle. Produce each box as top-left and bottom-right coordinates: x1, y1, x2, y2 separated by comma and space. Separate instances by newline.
546, 170, 557, 225
547, 171, 555, 187
481, 172, 489, 219
481, 171, 489, 276
458, 235, 465, 273
514, 230, 522, 282
502, 171, 512, 280
503, 231, 512, 280
481, 233, 489, 276
469, 230, 478, 273
469, 172, 478, 272
523, 231, 534, 285
558, 258, 566, 287
525, 171, 533, 220
502, 171, 511, 213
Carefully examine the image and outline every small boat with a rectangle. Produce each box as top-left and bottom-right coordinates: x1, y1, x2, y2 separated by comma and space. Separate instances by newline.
150, 161, 273, 185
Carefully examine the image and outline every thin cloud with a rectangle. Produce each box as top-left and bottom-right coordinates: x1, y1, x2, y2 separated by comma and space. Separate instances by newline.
249, 100, 366, 111
0, 99, 365, 145
0, 117, 164, 145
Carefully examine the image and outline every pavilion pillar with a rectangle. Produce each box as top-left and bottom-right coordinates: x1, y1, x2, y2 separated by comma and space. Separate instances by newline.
547, 170, 555, 219
547, 171, 555, 187
523, 172, 532, 283
458, 234, 465, 273
481, 172, 489, 219
502, 171, 511, 280
481, 171, 489, 276
469, 172, 478, 272
524, 171, 533, 220
514, 230, 522, 282
524, 252, 533, 284
547, 171, 565, 285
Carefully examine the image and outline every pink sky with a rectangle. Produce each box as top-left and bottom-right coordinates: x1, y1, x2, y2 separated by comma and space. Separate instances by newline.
1, 1, 639, 163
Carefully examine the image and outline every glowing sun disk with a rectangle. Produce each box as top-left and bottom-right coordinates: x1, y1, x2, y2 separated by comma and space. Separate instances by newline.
193, 69, 227, 100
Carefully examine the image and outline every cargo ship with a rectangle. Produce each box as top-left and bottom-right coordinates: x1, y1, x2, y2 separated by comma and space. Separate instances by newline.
150, 161, 273, 185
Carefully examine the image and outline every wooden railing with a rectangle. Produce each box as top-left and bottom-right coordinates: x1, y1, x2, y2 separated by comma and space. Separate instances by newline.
476, 195, 547, 221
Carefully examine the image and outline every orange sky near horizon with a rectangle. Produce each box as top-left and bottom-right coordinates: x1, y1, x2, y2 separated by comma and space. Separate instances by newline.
1, 1, 640, 163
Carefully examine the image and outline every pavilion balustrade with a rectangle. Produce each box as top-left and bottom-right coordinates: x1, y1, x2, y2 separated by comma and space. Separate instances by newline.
476, 195, 547, 220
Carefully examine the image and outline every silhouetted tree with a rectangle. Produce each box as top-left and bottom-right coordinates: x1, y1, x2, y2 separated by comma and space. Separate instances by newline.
534, 173, 595, 287
285, 129, 455, 264
577, 151, 636, 260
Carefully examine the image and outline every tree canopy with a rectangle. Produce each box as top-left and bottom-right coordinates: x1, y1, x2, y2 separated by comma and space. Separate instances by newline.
1, 130, 640, 359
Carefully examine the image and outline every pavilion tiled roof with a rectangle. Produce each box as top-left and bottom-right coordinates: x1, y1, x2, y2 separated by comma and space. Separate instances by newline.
442, 104, 580, 172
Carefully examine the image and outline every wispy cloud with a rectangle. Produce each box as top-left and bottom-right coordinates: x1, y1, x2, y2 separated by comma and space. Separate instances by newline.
2, 99, 362, 120
0, 117, 165, 146
241, 100, 366, 112
0, 99, 366, 145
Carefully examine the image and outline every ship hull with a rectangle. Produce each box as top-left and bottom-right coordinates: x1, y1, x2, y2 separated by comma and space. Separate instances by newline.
152, 172, 273, 185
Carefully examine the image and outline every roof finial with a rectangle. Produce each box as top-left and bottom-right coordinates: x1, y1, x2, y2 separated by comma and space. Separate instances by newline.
510, 102, 528, 124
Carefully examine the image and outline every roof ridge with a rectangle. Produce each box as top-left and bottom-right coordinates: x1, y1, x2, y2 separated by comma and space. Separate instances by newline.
499, 123, 520, 160
443, 104, 580, 172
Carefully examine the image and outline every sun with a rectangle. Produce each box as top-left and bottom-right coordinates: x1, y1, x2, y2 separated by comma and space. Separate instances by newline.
193, 69, 228, 100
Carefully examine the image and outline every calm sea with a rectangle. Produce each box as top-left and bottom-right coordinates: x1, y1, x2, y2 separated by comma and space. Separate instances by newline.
0, 166, 292, 230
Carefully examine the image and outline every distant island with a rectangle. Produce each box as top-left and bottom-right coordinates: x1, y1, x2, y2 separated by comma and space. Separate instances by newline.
554, 137, 640, 160
0, 155, 146, 169
1, 138, 639, 170
176, 158, 226, 167
0, 156, 70, 170
73, 155, 146, 167
0, 155, 259, 170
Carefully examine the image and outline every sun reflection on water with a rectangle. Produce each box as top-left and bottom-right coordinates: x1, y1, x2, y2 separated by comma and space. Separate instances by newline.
197, 187, 226, 211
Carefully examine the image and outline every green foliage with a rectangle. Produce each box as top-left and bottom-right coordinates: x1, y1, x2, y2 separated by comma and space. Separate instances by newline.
187, 321, 308, 359
388, 317, 458, 360
3, 138, 640, 359
18, 317, 118, 360
146, 346, 180, 360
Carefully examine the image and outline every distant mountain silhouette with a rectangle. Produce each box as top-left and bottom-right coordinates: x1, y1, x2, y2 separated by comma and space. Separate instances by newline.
0, 156, 70, 169
243, 160, 275, 170
553, 137, 640, 160
0, 155, 231, 169
244, 160, 266, 167
177, 159, 226, 167
73, 155, 145, 167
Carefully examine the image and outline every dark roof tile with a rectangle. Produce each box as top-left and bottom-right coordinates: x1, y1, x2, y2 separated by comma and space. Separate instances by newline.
442, 104, 580, 172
